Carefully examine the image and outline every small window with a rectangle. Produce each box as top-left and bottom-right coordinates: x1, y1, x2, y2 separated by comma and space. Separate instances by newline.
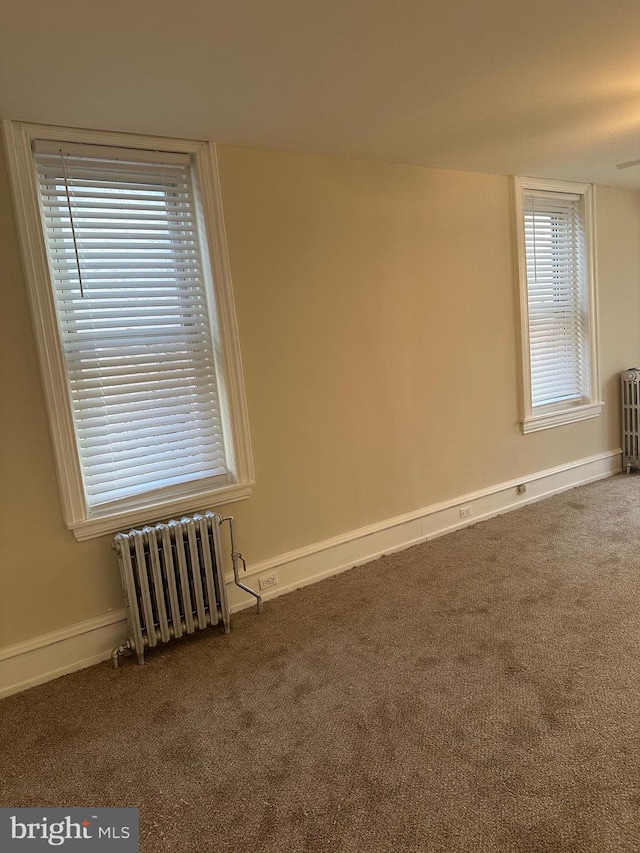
3, 122, 253, 539
513, 177, 602, 433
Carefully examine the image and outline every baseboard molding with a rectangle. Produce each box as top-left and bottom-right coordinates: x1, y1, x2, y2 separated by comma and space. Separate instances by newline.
225, 449, 622, 608
0, 611, 127, 700
0, 449, 622, 699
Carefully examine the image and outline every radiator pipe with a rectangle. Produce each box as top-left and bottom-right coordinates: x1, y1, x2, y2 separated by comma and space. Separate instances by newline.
111, 639, 131, 669
220, 515, 263, 614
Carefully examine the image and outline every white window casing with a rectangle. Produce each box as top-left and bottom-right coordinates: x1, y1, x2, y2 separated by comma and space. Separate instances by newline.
513, 176, 603, 434
3, 121, 254, 540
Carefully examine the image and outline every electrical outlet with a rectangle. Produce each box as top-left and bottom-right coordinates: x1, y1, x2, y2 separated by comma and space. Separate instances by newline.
258, 572, 279, 591
459, 505, 473, 519
517, 483, 527, 495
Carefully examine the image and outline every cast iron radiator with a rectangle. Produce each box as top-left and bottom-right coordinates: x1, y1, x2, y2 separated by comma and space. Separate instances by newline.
621, 368, 640, 473
112, 512, 262, 666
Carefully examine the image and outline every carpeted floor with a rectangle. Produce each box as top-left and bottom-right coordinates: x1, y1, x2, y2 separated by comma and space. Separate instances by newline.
2, 474, 640, 851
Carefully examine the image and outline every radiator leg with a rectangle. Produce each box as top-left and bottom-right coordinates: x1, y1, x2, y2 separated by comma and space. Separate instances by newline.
136, 648, 145, 666
111, 640, 131, 669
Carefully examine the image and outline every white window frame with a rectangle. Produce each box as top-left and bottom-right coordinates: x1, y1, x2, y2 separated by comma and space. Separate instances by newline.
3, 120, 254, 540
513, 176, 603, 434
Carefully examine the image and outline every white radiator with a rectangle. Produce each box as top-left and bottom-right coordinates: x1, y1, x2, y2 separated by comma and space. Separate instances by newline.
621, 369, 640, 473
112, 512, 262, 666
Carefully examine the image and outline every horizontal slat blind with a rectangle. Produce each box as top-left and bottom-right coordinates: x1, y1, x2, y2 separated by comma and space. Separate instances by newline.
524, 191, 588, 409
33, 143, 228, 508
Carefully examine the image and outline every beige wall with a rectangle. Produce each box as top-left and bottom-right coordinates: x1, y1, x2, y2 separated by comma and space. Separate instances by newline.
2, 142, 639, 649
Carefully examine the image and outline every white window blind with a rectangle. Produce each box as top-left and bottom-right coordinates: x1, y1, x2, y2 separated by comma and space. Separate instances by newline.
32, 141, 229, 509
523, 190, 589, 409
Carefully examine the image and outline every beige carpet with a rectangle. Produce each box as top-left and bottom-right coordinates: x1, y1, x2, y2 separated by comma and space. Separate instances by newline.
2, 474, 640, 852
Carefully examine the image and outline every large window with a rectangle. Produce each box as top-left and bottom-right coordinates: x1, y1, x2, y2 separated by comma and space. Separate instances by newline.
3, 122, 253, 539
513, 177, 602, 433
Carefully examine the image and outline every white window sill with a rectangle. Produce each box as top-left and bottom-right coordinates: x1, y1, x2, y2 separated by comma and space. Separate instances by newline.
522, 402, 604, 434
70, 481, 254, 541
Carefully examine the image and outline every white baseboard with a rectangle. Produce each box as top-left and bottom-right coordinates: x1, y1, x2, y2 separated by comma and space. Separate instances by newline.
0, 611, 127, 700
225, 448, 622, 610
0, 449, 621, 699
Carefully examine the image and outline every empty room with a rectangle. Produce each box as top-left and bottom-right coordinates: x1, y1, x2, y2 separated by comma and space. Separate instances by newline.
2, 1, 640, 850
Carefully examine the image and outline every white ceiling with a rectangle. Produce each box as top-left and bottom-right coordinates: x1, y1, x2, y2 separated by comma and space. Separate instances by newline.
3, 0, 640, 187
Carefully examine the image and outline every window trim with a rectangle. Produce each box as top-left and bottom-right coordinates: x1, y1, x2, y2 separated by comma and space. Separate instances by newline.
3, 120, 254, 540
513, 176, 603, 434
